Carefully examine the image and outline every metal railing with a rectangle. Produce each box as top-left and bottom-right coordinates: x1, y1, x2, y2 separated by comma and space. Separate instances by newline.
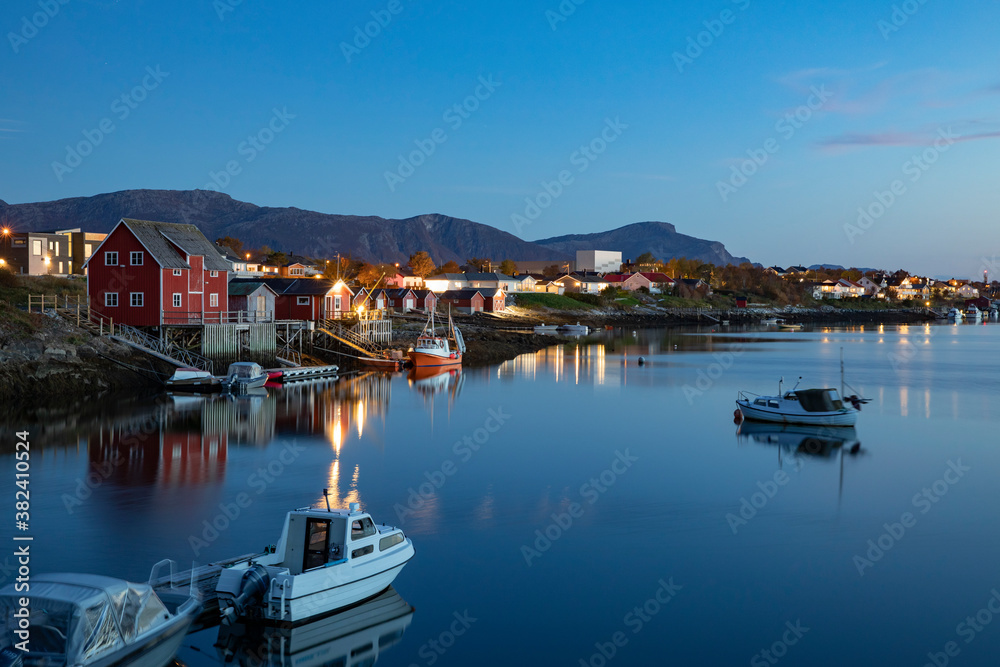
112, 323, 214, 373
161, 310, 275, 325
318, 320, 382, 354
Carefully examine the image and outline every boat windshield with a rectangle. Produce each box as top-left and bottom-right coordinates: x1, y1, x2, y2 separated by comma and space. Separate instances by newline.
794, 389, 844, 412
230, 364, 260, 378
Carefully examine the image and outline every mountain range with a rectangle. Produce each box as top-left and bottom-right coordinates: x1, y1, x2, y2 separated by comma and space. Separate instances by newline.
0, 189, 751, 267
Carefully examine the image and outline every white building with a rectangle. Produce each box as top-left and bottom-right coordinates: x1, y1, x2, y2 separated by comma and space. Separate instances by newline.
576, 250, 622, 274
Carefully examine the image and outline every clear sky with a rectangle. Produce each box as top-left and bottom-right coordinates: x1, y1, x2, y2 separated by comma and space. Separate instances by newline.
2, 0, 998, 277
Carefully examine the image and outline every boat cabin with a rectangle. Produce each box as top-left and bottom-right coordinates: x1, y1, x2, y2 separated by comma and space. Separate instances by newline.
277, 505, 404, 574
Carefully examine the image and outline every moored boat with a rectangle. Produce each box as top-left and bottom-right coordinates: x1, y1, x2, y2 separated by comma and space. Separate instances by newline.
0, 573, 199, 667
948, 307, 964, 321
164, 367, 221, 392
533, 323, 559, 333
215, 498, 414, 625
557, 322, 589, 334
223, 361, 268, 391
358, 351, 406, 371
736, 379, 859, 426
777, 322, 803, 330
408, 309, 464, 369
964, 305, 982, 321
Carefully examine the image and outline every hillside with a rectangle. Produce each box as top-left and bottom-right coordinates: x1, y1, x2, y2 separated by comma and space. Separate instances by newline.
535, 221, 751, 266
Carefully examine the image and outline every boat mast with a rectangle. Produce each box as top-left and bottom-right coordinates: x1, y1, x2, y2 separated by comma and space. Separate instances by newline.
840, 347, 845, 396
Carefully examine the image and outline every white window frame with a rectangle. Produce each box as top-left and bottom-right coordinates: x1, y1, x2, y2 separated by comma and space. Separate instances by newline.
296, 296, 310, 306
104, 292, 118, 307
172, 293, 182, 308
173, 269, 182, 276
210, 270, 218, 277
32, 240, 42, 256
334, 295, 342, 311
290, 267, 303, 275
130, 251, 143, 265
210, 293, 218, 307
105, 251, 118, 266
130, 292, 143, 307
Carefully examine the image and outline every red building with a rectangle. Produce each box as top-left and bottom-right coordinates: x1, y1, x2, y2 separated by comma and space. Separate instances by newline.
230, 278, 354, 320
477, 288, 506, 312
437, 289, 485, 313
384, 288, 417, 312
411, 289, 437, 312
85, 218, 230, 326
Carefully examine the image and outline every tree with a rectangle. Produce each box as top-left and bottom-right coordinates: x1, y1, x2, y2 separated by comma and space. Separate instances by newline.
267, 251, 288, 266
499, 259, 517, 275
466, 257, 492, 272
357, 263, 382, 287
216, 236, 244, 256
542, 264, 561, 277
408, 251, 436, 278
635, 251, 658, 267
433, 260, 461, 276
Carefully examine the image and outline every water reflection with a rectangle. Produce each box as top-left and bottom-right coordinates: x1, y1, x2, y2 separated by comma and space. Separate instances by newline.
214, 587, 413, 667
736, 422, 863, 460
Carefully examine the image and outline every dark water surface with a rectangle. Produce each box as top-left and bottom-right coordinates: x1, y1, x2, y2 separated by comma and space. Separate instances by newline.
4, 322, 1000, 666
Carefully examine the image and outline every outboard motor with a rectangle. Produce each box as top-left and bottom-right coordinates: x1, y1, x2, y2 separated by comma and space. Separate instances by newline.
221, 564, 271, 625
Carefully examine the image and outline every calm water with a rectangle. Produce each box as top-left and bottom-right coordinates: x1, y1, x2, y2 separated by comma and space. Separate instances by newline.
4, 321, 1000, 666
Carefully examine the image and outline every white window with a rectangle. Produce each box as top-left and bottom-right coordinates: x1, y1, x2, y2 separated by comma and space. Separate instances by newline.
105, 251, 118, 266
334, 295, 342, 311
48, 241, 53, 250
54, 241, 60, 255
130, 292, 143, 307
31, 240, 41, 256
296, 296, 310, 305
210, 270, 218, 277
173, 293, 182, 308
290, 267, 303, 275
84, 243, 93, 257
105, 292, 118, 307
210, 293, 218, 307
130, 251, 143, 265
173, 269, 182, 276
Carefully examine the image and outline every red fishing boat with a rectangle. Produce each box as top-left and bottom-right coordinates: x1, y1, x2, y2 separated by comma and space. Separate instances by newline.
408, 308, 464, 369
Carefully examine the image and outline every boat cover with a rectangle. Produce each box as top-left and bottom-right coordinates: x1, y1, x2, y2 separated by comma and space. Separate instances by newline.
0, 574, 169, 663
794, 389, 844, 412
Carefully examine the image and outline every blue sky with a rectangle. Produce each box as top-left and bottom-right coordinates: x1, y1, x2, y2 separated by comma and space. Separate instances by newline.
2, 0, 998, 277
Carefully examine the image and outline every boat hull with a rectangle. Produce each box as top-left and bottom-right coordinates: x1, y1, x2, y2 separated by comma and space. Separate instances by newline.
736, 400, 857, 426
408, 350, 462, 369
358, 356, 404, 371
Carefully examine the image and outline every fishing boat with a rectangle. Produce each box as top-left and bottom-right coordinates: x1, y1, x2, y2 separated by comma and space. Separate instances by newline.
216, 587, 414, 667
408, 308, 464, 369
164, 367, 221, 392
964, 305, 982, 321
215, 496, 414, 625
948, 307, 964, 321
0, 573, 199, 667
223, 361, 268, 391
358, 351, 406, 371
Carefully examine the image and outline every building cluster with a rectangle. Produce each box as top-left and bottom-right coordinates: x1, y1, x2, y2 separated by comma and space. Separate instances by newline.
768, 267, 988, 302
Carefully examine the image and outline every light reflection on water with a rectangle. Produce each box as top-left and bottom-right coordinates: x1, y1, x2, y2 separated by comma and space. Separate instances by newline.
3, 322, 1000, 666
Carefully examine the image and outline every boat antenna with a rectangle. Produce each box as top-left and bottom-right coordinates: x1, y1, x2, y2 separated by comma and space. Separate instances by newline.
323, 488, 331, 512
779, 376, 783, 395
840, 347, 845, 396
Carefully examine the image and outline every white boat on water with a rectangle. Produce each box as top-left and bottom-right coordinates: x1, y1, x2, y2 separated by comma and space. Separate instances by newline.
216, 498, 414, 625
964, 305, 982, 321
761, 318, 780, 325
533, 323, 559, 333
558, 322, 589, 334
164, 367, 220, 392
948, 307, 964, 321
223, 361, 268, 391
736, 378, 860, 426
0, 573, 199, 667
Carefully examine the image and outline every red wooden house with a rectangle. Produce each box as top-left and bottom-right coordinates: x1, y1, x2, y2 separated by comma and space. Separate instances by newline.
232, 278, 353, 320
384, 288, 417, 312
352, 287, 370, 310
85, 218, 230, 326
437, 289, 485, 313
477, 288, 506, 312
411, 289, 437, 312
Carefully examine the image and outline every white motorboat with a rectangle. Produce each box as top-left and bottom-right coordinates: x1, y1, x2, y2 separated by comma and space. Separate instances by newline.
164, 367, 221, 392
736, 378, 859, 426
533, 323, 559, 333
223, 361, 268, 391
948, 307, 963, 321
558, 322, 589, 334
964, 305, 982, 321
216, 587, 413, 667
0, 573, 199, 667
760, 318, 780, 325
216, 498, 414, 625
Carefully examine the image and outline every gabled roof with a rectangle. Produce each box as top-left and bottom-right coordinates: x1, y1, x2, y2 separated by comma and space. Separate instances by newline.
411, 289, 435, 298
384, 288, 416, 298
215, 244, 243, 262
603, 274, 628, 283
464, 272, 515, 281
84, 219, 230, 271
228, 281, 279, 296
639, 272, 673, 283
426, 273, 467, 281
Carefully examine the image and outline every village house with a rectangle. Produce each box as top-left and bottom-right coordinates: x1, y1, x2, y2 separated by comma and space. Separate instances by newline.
510, 273, 537, 292
477, 288, 506, 312
639, 272, 675, 293
85, 218, 230, 327
230, 277, 353, 321
857, 276, 885, 296
423, 273, 469, 293
437, 289, 486, 313
384, 267, 424, 289
227, 281, 278, 322
3, 230, 75, 276
384, 288, 418, 313
411, 289, 437, 312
